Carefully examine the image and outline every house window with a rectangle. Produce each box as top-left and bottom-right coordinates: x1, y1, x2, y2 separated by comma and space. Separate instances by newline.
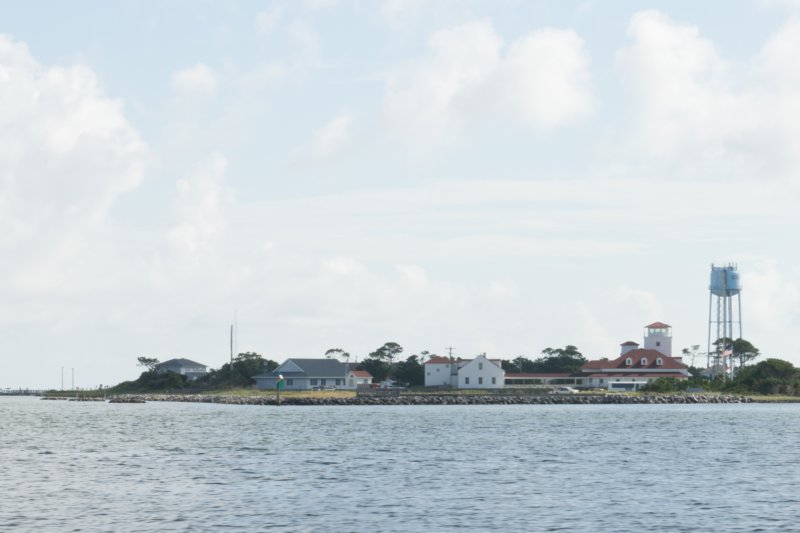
465, 377, 470, 385
286, 378, 294, 385
478, 377, 483, 385
479, 363, 483, 370
492, 377, 496, 384
335, 379, 342, 386
656, 358, 663, 366
321, 379, 327, 386
625, 358, 632, 366
641, 357, 648, 366
427, 372, 431, 376
436, 368, 440, 372
310, 379, 318, 386
600, 379, 604, 384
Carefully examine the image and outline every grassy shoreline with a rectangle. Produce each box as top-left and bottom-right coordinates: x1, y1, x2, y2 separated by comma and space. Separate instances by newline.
38, 388, 800, 403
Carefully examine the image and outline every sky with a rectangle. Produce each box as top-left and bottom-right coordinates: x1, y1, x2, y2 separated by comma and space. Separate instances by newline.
2, 0, 800, 389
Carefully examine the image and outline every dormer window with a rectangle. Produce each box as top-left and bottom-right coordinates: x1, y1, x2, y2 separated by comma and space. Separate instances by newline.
641, 357, 648, 366
625, 357, 632, 366
656, 358, 663, 366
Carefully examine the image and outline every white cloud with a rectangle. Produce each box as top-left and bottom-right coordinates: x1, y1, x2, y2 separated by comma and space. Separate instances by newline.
615, 10, 800, 180
743, 260, 800, 341
170, 63, 218, 97
0, 34, 145, 294
303, 113, 353, 160
288, 19, 319, 60
255, 6, 283, 34
168, 152, 231, 253
382, 0, 430, 25
304, 0, 340, 10
239, 63, 286, 91
383, 21, 592, 149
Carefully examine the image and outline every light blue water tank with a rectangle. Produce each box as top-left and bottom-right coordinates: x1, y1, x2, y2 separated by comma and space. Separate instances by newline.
710, 265, 741, 296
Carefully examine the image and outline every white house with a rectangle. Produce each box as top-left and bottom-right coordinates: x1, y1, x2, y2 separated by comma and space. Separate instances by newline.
457, 355, 505, 389
154, 358, 208, 381
424, 354, 505, 389
345, 370, 373, 390
424, 357, 458, 387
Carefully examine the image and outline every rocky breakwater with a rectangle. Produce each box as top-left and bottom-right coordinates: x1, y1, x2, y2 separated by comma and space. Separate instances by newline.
107, 393, 753, 406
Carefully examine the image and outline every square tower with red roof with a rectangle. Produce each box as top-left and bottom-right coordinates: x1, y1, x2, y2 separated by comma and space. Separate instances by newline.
643, 322, 672, 356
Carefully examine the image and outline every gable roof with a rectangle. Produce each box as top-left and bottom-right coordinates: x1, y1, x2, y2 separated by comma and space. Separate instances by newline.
278, 358, 347, 377
581, 349, 687, 371
156, 358, 207, 369
645, 321, 671, 329
349, 370, 372, 378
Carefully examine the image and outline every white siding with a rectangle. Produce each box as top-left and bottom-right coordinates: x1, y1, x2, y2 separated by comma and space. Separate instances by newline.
424, 363, 454, 387
457, 356, 504, 389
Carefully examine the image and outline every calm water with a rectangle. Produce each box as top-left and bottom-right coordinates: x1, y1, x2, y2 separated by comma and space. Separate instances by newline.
1, 397, 799, 532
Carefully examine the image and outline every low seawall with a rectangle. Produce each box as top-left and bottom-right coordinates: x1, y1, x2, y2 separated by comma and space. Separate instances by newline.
104, 393, 754, 406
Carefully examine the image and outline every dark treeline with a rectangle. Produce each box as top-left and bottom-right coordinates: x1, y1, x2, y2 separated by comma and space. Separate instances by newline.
644, 358, 800, 395
112, 352, 279, 393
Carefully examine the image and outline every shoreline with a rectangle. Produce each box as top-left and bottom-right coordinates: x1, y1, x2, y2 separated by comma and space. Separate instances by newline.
77, 393, 773, 406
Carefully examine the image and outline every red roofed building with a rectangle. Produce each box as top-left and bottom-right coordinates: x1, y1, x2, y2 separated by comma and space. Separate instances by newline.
345, 369, 373, 390
581, 322, 688, 390
506, 322, 689, 391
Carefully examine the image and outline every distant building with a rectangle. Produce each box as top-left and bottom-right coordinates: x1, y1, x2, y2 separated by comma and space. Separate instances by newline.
424, 354, 505, 389
254, 359, 371, 390
506, 322, 690, 391
346, 370, 373, 390
154, 358, 208, 381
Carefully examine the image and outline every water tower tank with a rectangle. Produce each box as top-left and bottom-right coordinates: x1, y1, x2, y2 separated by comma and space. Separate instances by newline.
709, 265, 741, 296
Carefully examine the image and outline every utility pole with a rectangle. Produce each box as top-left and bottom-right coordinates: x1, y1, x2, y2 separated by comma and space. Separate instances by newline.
446, 346, 456, 388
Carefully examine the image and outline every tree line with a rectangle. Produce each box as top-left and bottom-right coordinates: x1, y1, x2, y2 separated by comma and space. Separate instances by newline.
116, 336, 796, 396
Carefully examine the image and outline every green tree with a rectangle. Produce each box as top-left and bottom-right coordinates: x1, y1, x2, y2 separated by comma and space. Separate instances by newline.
369, 342, 404, 366
529, 346, 586, 373
714, 338, 760, 369
325, 348, 352, 371
681, 345, 702, 367
137, 357, 160, 372
417, 350, 433, 364
357, 357, 390, 383
502, 356, 534, 373
392, 355, 425, 387
195, 352, 278, 389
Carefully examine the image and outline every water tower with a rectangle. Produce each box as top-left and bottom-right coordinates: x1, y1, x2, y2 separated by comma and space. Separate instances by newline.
707, 263, 742, 376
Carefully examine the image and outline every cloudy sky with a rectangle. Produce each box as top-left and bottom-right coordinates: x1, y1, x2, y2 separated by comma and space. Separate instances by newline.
2, 1, 800, 389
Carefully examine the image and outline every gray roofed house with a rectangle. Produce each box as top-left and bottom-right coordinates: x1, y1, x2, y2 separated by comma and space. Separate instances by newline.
155, 358, 208, 381
254, 358, 363, 390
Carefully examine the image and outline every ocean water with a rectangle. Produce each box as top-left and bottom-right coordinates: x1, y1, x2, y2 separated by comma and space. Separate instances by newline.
1, 397, 799, 532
